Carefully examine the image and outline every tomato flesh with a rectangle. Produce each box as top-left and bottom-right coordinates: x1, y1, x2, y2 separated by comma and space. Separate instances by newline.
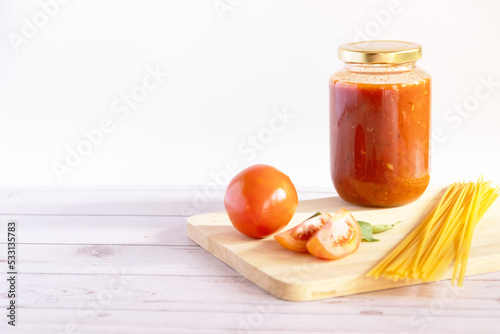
224, 164, 298, 238
274, 212, 332, 252
306, 208, 361, 260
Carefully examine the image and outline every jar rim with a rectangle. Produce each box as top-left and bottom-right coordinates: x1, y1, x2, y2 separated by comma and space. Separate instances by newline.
338, 40, 422, 64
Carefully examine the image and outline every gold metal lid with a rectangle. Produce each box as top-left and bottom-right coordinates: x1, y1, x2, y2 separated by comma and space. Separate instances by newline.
338, 40, 422, 64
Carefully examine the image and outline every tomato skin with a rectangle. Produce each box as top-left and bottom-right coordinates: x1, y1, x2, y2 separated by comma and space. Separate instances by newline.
306, 209, 361, 260
274, 213, 332, 252
224, 164, 298, 238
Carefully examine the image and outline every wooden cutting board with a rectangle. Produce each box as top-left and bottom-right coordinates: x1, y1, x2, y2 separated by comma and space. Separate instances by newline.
186, 186, 500, 301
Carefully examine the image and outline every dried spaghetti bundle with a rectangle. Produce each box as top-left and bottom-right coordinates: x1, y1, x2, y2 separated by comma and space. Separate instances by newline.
367, 178, 499, 286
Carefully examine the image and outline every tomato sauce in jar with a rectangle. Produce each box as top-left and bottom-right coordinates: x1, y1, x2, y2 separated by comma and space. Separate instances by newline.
330, 41, 431, 206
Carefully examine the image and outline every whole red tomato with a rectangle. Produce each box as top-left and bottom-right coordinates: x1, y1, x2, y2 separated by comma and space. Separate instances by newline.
224, 164, 298, 238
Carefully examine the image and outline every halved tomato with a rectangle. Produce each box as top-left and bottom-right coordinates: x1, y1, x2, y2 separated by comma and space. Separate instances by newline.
274, 212, 332, 252
306, 208, 361, 260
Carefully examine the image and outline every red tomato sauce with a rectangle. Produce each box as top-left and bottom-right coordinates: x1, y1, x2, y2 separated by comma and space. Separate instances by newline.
330, 78, 431, 206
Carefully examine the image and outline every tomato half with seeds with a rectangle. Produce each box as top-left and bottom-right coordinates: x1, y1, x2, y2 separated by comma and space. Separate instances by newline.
224, 164, 298, 238
274, 212, 332, 252
306, 208, 361, 260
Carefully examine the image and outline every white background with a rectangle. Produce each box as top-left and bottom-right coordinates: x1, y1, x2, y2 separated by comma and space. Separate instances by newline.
1, 0, 499, 189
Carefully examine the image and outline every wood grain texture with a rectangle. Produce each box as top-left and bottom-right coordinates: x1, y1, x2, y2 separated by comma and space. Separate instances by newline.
187, 186, 500, 301
0, 187, 498, 333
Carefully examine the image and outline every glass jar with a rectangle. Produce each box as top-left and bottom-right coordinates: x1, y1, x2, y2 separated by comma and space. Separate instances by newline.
329, 41, 431, 207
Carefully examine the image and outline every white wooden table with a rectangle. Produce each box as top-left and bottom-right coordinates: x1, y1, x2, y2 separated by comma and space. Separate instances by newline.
1, 187, 499, 334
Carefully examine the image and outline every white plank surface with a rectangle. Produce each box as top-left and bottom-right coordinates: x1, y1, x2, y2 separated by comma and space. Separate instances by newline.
0, 187, 332, 216
0, 187, 499, 334
0, 216, 194, 245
